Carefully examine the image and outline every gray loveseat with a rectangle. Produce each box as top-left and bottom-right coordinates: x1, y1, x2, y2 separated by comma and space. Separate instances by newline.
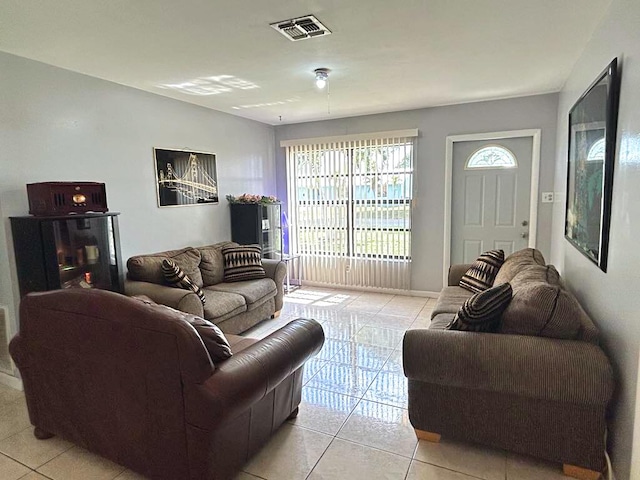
124, 242, 286, 334
403, 248, 613, 480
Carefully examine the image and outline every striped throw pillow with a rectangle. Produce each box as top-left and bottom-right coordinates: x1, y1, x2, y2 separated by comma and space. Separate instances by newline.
161, 259, 206, 305
459, 249, 505, 293
446, 282, 512, 332
222, 245, 266, 283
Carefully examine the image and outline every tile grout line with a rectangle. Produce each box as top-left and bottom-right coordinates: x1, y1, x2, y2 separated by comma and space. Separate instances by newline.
302, 431, 337, 480
2, 443, 75, 479
296, 384, 408, 425
34, 445, 126, 480
0, 451, 35, 475
333, 433, 418, 462
402, 457, 412, 480
410, 457, 489, 480
239, 470, 268, 480
316, 436, 417, 471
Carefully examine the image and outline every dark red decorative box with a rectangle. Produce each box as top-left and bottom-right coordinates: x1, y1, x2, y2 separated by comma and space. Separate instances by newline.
27, 182, 108, 216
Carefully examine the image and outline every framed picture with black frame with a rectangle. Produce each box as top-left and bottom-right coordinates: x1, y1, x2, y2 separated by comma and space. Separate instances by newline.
154, 148, 219, 207
565, 58, 621, 272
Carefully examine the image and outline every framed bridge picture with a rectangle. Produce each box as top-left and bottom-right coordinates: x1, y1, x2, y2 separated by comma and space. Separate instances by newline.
154, 148, 219, 207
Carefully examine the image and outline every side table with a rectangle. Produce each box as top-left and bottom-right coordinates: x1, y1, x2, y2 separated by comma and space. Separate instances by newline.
281, 254, 301, 293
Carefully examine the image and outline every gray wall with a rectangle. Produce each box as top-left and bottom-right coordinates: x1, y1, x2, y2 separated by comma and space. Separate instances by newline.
275, 94, 559, 292
0, 52, 276, 360
549, 0, 640, 477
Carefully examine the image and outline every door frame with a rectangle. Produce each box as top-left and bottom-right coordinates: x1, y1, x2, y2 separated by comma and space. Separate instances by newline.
443, 129, 541, 287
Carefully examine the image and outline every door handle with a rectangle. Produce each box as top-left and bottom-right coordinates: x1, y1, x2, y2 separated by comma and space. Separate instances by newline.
521, 232, 529, 238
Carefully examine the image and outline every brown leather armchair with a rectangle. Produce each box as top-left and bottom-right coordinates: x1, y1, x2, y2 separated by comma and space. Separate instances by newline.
10, 289, 324, 480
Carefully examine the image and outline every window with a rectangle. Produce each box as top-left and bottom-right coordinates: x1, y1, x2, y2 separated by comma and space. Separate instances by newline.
283, 131, 416, 289
466, 145, 517, 169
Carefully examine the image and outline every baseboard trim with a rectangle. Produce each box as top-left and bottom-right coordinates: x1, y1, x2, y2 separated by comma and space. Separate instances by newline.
299, 281, 439, 298
0, 371, 22, 391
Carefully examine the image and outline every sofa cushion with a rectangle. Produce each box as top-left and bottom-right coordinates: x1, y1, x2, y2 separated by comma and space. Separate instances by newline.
432, 286, 474, 318
429, 313, 456, 330
183, 315, 233, 362
206, 278, 277, 311
162, 259, 206, 305
509, 264, 562, 292
459, 250, 505, 293
222, 245, 266, 282
198, 242, 236, 287
493, 248, 546, 286
500, 282, 583, 340
201, 290, 247, 324
127, 247, 203, 287
446, 283, 512, 333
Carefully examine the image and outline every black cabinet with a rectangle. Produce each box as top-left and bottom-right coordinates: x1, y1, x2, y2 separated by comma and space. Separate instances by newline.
10, 213, 124, 297
230, 203, 282, 259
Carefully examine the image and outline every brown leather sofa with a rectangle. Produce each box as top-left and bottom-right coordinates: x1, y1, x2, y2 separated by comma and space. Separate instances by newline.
10, 289, 324, 480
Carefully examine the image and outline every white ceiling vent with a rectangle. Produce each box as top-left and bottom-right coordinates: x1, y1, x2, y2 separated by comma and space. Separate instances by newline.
270, 15, 332, 41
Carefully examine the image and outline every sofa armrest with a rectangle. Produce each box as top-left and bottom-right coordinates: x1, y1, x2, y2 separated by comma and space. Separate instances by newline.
447, 264, 472, 286
184, 318, 324, 429
124, 279, 204, 317
403, 329, 613, 407
262, 259, 287, 311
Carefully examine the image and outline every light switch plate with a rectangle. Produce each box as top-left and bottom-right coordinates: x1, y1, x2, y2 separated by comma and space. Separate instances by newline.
542, 192, 554, 203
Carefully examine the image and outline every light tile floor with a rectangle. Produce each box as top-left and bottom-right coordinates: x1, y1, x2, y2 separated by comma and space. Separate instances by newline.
0, 287, 575, 479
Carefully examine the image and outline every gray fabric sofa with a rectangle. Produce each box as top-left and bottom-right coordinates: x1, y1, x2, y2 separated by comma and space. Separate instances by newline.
403, 248, 613, 480
124, 242, 286, 334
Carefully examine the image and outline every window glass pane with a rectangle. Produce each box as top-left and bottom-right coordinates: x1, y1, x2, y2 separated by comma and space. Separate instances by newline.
353, 230, 410, 258
587, 138, 605, 162
297, 183, 349, 201
297, 204, 347, 228
466, 145, 517, 169
295, 150, 349, 176
297, 228, 348, 255
352, 203, 410, 229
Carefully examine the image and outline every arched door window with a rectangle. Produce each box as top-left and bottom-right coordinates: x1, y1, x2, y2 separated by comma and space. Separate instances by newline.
587, 138, 605, 162
466, 145, 517, 169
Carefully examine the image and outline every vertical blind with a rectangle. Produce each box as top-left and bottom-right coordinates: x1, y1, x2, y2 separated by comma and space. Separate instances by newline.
283, 130, 417, 290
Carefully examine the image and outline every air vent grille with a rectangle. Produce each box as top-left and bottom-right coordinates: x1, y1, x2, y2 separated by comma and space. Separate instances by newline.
270, 15, 331, 42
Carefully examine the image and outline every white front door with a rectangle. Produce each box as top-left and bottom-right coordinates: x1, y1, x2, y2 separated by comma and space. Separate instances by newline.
451, 137, 533, 264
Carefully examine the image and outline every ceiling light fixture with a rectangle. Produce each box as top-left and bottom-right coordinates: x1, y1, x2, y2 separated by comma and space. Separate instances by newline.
314, 68, 330, 89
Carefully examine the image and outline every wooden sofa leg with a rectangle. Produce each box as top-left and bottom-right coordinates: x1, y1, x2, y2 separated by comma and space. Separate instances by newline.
415, 429, 441, 443
562, 464, 602, 480
34, 427, 54, 440
272, 310, 281, 319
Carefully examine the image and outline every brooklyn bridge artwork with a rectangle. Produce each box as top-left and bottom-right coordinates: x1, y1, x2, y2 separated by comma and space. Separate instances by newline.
154, 148, 219, 207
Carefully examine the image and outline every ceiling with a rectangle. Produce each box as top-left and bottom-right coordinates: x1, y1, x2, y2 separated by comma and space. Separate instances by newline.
0, 0, 612, 125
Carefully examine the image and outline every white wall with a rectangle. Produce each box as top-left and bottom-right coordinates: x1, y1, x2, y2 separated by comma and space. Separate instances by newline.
549, 0, 640, 478
0, 52, 276, 364
275, 94, 559, 293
